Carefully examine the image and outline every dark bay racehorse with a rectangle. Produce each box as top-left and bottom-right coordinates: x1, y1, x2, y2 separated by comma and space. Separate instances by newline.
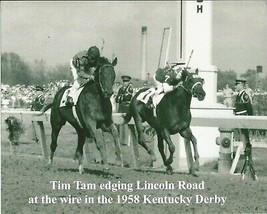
39, 57, 122, 174
124, 68, 206, 175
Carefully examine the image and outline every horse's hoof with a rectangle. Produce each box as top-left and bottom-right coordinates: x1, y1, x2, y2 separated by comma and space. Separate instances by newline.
45, 162, 52, 170
166, 168, 173, 175
114, 160, 123, 167
79, 165, 84, 174
189, 167, 198, 177
193, 161, 200, 171
189, 167, 195, 175
103, 165, 110, 171
148, 150, 157, 162
151, 154, 157, 162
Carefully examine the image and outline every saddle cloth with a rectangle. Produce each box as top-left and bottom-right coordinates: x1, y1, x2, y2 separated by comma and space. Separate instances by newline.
136, 88, 165, 107
136, 88, 155, 104
60, 86, 85, 108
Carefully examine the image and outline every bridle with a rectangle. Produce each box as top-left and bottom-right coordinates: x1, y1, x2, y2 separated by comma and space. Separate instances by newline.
181, 74, 203, 96
98, 64, 114, 93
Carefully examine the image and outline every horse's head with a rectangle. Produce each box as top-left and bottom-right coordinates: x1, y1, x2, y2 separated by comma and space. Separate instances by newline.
181, 69, 206, 101
97, 57, 117, 98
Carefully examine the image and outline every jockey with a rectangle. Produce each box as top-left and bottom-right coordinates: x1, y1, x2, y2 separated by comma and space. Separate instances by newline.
66, 46, 101, 106
151, 64, 184, 108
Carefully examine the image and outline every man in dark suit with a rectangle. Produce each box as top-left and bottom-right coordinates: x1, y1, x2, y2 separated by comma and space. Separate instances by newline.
115, 75, 134, 146
234, 79, 253, 116
115, 75, 133, 113
234, 79, 253, 160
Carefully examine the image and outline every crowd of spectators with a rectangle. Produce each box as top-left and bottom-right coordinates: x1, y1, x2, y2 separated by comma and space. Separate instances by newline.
1, 80, 70, 109
1, 78, 147, 111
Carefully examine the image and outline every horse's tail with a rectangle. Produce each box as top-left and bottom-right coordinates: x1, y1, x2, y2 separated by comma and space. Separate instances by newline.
36, 103, 53, 116
122, 112, 132, 124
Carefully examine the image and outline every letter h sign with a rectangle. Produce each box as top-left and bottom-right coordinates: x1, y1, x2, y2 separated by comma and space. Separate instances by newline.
197, 0, 203, 13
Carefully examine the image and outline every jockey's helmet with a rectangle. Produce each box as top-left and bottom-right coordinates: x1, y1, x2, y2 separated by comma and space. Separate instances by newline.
87, 46, 100, 59
87, 46, 100, 67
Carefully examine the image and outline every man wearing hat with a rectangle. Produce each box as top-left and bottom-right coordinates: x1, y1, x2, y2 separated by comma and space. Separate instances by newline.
31, 85, 45, 111
66, 46, 101, 106
115, 75, 134, 146
115, 75, 133, 113
234, 78, 253, 163
234, 78, 253, 116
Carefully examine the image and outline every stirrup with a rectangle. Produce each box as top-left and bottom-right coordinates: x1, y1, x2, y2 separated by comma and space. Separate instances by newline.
146, 98, 154, 109
66, 96, 74, 107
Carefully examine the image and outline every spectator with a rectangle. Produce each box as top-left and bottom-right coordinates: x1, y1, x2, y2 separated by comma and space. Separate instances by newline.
115, 75, 133, 113
115, 75, 134, 146
111, 82, 121, 112
223, 83, 234, 107
31, 86, 45, 111
233, 78, 253, 159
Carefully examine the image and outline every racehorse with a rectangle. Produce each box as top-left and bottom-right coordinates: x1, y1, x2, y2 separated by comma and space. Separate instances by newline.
39, 57, 122, 174
124, 68, 206, 175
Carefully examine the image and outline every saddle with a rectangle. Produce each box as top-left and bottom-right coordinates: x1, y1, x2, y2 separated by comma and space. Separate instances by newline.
136, 88, 155, 106
136, 88, 165, 109
60, 86, 85, 108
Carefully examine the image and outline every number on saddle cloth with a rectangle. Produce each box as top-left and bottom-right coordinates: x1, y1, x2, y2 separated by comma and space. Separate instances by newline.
60, 87, 85, 108
136, 88, 156, 104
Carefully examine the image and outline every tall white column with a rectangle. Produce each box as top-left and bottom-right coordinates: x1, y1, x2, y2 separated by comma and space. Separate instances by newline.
141, 26, 147, 81
184, 1, 217, 105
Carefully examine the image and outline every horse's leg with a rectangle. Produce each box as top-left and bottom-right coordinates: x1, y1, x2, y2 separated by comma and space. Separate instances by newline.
48, 122, 64, 168
94, 132, 109, 170
63, 116, 87, 174
180, 127, 200, 175
133, 115, 156, 162
157, 132, 168, 167
102, 123, 123, 167
86, 121, 109, 170
74, 128, 86, 174
161, 128, 175, 175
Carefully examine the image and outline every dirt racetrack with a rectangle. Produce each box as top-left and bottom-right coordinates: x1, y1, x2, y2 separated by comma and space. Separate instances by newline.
2, 152, 267, 214
1, 117, 267, 213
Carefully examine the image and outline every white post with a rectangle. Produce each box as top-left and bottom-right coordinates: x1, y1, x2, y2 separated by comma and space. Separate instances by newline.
184, 1, 217, 105
171, 1, 226, 172
164, 27, 172, 66
141, 26, 147, 81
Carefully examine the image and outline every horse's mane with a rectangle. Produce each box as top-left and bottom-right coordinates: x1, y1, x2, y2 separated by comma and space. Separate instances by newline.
181, 68, 190, 82
97, 56, 112, 66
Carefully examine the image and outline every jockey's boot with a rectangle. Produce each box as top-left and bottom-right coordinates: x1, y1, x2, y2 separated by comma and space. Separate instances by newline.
66, 96, 74, 107
145, 98, 154, 109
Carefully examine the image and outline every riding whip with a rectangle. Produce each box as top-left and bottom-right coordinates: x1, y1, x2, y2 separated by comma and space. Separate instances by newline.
100, 38, 105, 55
186, 49, 194, 68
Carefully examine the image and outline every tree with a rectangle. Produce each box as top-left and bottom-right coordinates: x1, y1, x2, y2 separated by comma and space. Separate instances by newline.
1, 52, 32, 85
217, 69, 237, 91
30, 59, 48, 85
47, 63, 72, 83
240, 69, 257, 90
261, 75, 267, 91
